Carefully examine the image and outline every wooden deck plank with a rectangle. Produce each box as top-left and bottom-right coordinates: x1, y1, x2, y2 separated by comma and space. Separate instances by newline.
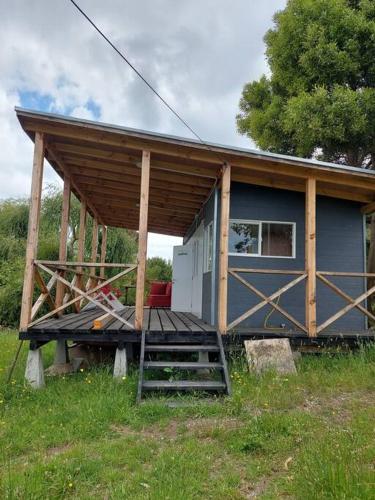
184, 312, 216, 332
31, 309, 98, 331
106, 306, 135, 331
119, 308, 136, 331
149, 308, 162, 332
174, 312, 204, 332
165, 310, 191, 332
156, 308, 176, 332
57, 309, 104, 332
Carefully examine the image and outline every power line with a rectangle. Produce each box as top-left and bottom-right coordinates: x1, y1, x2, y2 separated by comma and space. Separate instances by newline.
67, 0, 224, 163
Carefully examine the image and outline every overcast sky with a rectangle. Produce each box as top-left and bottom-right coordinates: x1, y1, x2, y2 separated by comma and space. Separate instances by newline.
0, 0, 286, 259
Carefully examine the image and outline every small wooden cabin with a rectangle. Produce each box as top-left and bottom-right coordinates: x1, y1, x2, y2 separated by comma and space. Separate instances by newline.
16, 107, 375, 382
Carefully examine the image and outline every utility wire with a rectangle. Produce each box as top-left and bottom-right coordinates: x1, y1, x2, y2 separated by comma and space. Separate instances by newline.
67, 0, 225, 164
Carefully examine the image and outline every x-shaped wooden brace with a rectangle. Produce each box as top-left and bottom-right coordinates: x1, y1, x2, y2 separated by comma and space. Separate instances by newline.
31, 268, 58, 321
227, 270, 307, 332
316, 272, 375, 333
29, 263, 137, 329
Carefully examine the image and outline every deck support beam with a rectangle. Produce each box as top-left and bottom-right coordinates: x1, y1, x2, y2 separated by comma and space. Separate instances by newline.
135, 150, 150, 331
20, 132, 45, 331
55, 176, 71, 309
218, 163, 231, 334
305, 177, 317, 337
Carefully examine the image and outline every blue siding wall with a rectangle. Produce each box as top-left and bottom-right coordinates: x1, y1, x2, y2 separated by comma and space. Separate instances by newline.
202, 182, 366, 332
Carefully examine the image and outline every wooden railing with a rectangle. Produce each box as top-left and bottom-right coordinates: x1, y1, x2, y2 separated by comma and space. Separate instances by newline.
316, 271, 375, 334
227, 268, 375, 335
28, 260, 137, 329
227, 268, 307, 332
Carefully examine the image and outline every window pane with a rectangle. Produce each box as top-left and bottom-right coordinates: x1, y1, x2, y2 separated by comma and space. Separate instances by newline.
261, 223, 293, 257
229, 222, 259, 254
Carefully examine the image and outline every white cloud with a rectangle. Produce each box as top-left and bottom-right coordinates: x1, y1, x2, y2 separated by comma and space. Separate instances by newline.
0, 0, 286, 256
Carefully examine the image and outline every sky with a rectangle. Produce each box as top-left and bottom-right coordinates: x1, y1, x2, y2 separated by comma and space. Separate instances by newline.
0, 0, 286, 259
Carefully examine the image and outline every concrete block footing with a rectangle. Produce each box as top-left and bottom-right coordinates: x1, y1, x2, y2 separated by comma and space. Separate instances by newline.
25, 348, 45, 388
113, 347, 127, 379
54, 339, 69, 365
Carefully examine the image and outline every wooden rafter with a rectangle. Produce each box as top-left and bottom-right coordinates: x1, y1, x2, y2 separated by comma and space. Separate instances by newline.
45, 144, 104, 225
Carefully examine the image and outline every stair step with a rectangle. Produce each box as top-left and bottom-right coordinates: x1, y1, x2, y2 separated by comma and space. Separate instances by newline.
142, 380, 226, 391
145, 344, 219, 352
144, 361, 223, 370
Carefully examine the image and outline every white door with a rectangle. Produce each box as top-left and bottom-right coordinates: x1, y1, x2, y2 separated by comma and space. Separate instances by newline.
171, 244, 193, 312
191, 224, 204, 318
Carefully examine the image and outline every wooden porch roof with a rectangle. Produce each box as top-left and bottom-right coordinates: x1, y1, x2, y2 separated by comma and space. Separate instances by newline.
16, 107, 375, 237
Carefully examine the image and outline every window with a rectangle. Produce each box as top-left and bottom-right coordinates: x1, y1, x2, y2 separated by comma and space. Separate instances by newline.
229, 220, 295, 258
204, 222, 213, 272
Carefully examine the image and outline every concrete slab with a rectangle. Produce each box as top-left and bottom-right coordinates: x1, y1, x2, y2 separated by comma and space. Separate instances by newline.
244, 339, 297, 375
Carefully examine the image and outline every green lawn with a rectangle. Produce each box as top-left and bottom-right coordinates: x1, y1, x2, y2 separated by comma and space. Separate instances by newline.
0, 331, 374, 499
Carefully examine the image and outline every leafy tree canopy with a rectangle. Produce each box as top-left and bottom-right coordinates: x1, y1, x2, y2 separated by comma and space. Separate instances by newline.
237, 0, 375, 167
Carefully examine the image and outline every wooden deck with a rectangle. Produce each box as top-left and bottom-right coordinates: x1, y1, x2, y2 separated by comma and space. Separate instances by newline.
22, 306, 215, 341
19, 306, 375, 349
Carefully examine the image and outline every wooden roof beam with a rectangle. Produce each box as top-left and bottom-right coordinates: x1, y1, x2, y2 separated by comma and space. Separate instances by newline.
74, 179, 206, 207
361, 200, 375, 214
64, 161, 213, 194
54, 142, 219, 178
45, 144, 104, 225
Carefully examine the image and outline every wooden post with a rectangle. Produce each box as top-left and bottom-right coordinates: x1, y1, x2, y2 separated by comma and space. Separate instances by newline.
100, 225, 107, 279
75, 201, 87, 309
305, 177, 317, 337
89, 217, 99, 285
135, 150, 150, 331
218, 163, 231, 334
55, 176, 71, 309
20, 132, 45, 331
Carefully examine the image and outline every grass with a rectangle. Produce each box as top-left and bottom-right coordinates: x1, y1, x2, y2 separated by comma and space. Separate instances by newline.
0, 330, 374, 499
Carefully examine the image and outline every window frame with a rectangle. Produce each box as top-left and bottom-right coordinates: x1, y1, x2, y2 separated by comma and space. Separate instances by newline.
228, 219, 296, 259
204, 221, 214, 272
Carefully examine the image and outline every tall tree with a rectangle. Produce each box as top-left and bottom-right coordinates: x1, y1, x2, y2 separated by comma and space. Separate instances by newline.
237, 0, 375, 269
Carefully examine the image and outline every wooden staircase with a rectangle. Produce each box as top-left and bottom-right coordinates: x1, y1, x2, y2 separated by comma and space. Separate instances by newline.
136, 330, 231, 403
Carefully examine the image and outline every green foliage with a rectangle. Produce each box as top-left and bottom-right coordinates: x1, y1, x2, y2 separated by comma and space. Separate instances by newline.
237, 0, 375, 167
146, 257, 172, 283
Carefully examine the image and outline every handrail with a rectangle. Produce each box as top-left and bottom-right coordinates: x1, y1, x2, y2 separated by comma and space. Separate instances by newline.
228, 268, 305, 275
34, 260, 134, 268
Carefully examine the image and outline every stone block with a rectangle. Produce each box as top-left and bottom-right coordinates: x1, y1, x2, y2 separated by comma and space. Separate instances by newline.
244, 339, 297, 375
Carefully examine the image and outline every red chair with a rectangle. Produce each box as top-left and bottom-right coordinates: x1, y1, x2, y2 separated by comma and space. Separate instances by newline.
147, 281, 172, 308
